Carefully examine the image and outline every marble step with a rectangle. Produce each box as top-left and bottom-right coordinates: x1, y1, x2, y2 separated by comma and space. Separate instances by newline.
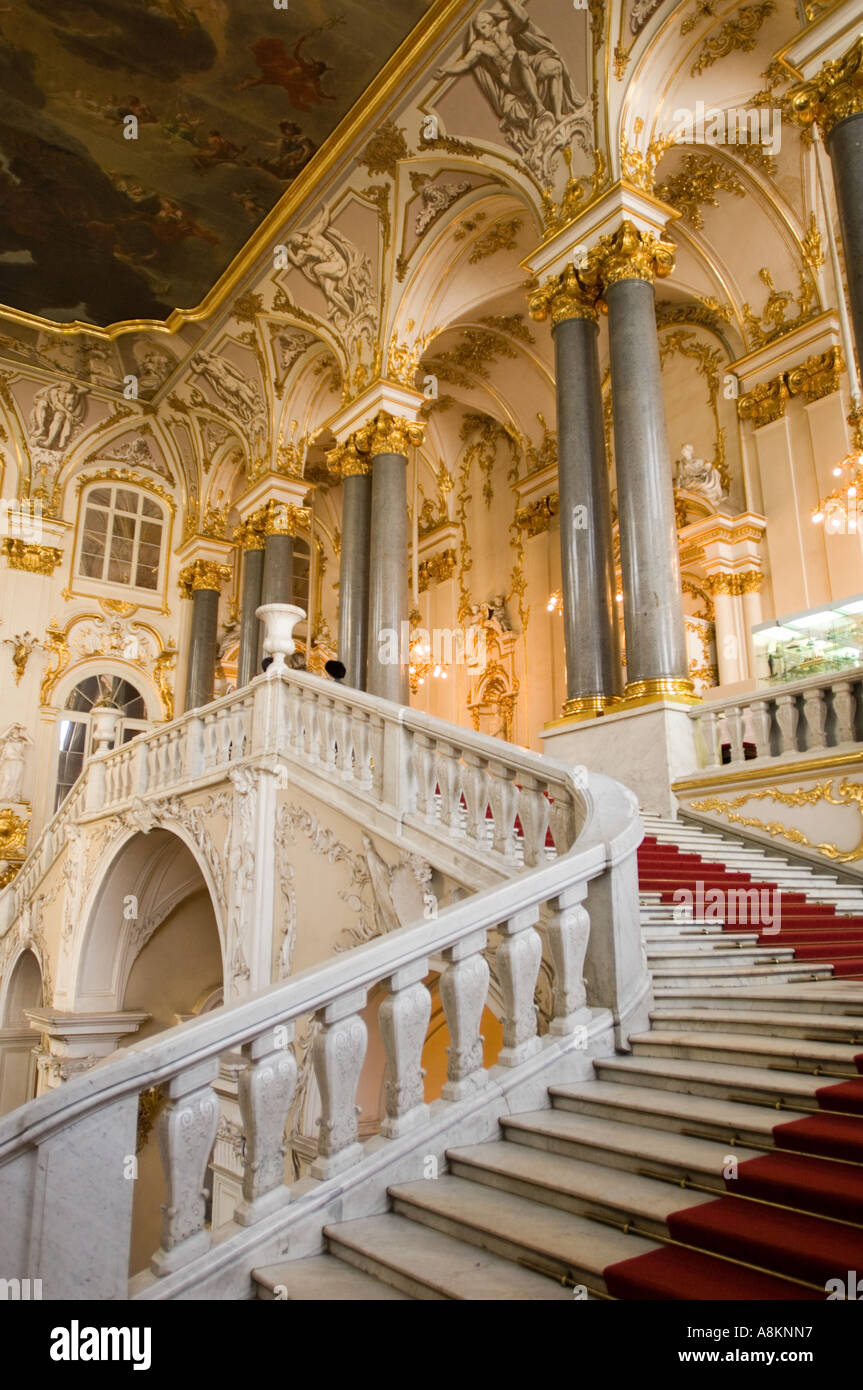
499, 1107, 761, 1192
643, 932, 764, 948
628, 1029, 863, 1077
648, 960, 833, 988
550, 1077, 808, 1147
649, 1007, 863, 1044
386, 1174, 659, 1294
323, 1212, 575, 1300
653, 983, 863, 1010
446, 1140, 717, 1239
645, 944, 797, 963
592, 1054, 839, 1112
253, 1253, 412, 1300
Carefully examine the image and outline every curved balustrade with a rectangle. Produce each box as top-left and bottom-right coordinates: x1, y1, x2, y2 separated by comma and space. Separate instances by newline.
690, 667, 863, 769
0, 667, 644, 1298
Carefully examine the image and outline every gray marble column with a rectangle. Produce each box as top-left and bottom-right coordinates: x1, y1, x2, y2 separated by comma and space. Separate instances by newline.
237, 543, 264, 687
367, 451, 409, 703
554, 309, 622, 714
339, 468, 372, 689
257, 532, 293, 667
600, 230, 691, 698
828, 112, 863, 370
184, 586, 220, 712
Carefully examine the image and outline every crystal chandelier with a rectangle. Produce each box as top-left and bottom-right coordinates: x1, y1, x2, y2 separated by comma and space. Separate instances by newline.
812, 444, 863, 534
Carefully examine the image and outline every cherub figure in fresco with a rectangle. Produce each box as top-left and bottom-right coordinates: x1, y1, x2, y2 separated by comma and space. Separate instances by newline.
237, 34, 337, 110
433, 0, 584, 138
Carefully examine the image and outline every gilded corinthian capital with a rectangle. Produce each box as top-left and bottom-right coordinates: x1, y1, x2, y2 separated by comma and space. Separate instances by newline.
788, 36, 863, 138
588, 220, 676, 290
527, 263, 599, 326
325, 436, 370, 478
354, 410, 425, 457
179, 559, 232, 596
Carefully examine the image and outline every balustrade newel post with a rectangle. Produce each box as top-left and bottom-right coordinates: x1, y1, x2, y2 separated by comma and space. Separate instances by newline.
235, 1028, 297, 1226
150, 1059, 220, 1276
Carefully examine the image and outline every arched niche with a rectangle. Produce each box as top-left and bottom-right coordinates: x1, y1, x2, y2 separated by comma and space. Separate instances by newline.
0, 948, 44, 1115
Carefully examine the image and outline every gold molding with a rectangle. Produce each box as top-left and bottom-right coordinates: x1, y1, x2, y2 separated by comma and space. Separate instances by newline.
622, 677, 699, 704
0, 0, 469, 341
673, 748, 863, 793
418, 548, 457, 592
561, 694, 621, 719
687, 779, 863, 862
325, 437, 371, 478
785, 346, 844, 402
233, 518, 266, 552
178, 560, 232, 596
705, 569, 764, 595
3, 539, 63, 574
515, 493, 559, 537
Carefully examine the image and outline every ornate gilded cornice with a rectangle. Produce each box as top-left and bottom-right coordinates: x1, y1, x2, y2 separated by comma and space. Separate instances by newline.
785, 346, 844, 402
178, 559, 232, 596
705, 570, 764, 596
418, 548, 457, 593
527, 264, 599, 327
3, 539, 63, 574
588, 221, 676, 291
354, 410, 424, 458
737, 376, 789, 428
515, 493, 559, 537
788, 35, 863, 138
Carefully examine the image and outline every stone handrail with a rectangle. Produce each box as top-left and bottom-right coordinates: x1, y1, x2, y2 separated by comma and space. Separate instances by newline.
689, 665, 863, 769
0, 669, 645, 1298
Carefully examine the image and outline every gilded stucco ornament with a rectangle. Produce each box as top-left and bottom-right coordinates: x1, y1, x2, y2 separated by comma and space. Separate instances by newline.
325, 437, 370, 478
178, 560, 232, 596
737, 376, 788, 428
354, 411, 424, 458
2, 540, 63, 574
788, 35, 863, 138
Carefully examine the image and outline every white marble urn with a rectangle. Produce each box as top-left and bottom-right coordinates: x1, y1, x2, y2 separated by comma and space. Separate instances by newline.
90, 703, 120, 753
256, 603, 307, 669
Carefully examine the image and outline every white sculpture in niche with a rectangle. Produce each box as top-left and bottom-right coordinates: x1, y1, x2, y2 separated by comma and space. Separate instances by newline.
433, 1, 591, 181
674, 443, 726, 507
29, 379, 88, 490
0, 724, 32, 802
284, 205, 376, 347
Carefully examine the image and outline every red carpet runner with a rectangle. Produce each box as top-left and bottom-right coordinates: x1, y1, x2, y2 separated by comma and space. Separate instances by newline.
602, 836, 863, 1298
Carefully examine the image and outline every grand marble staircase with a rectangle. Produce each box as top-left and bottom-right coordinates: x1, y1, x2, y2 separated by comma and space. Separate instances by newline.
254, 819, 863, 1300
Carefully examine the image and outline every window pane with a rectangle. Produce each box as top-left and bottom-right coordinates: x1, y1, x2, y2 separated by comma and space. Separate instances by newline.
137, 541, 160, 566
139, 521, 161, 545
112, 514, 136, 541
89, 487, 111, 506
108, 556, 132, 584
79, 550, 104, 578
141, 497, 161, 518
135, 563, 158, 590
115, 489, 139, 513
83, 507, 108, 535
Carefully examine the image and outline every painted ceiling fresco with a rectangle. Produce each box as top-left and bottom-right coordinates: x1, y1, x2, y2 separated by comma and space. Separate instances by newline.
0, 0, 430, 328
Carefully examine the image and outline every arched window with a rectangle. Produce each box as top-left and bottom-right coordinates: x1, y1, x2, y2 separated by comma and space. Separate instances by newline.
293, 536, 311, 618
54, 674, 149, 811
76, 484, 166, 593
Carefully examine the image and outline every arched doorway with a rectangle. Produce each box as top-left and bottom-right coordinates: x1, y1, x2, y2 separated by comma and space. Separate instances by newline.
0, 949, 43, 1114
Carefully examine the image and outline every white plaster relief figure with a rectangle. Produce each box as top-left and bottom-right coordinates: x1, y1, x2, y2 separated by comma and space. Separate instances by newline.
190, 350, 266, 437
414, 179, 472, 236
284, 206, 376, 349
434, 1, 591, 181
674, 443, 726, 506
0, 724, 32, 802
29, 380, 88, 489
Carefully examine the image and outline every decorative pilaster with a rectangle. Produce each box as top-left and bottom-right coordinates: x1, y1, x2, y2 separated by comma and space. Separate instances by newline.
234, 519, 266, 687
529, 263, 621, 718
179, 560, 232, 712
356, 411, 424, 703
789, 38, 863, 366
590, 221, 694, 702
328, 437, 372, 690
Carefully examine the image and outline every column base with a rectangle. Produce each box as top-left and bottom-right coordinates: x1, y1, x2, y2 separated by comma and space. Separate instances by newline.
561, 694, 622, 722
622, 677, 699, 707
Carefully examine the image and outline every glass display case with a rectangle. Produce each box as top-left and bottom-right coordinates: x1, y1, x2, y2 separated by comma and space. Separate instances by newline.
753, 595, 863, 686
